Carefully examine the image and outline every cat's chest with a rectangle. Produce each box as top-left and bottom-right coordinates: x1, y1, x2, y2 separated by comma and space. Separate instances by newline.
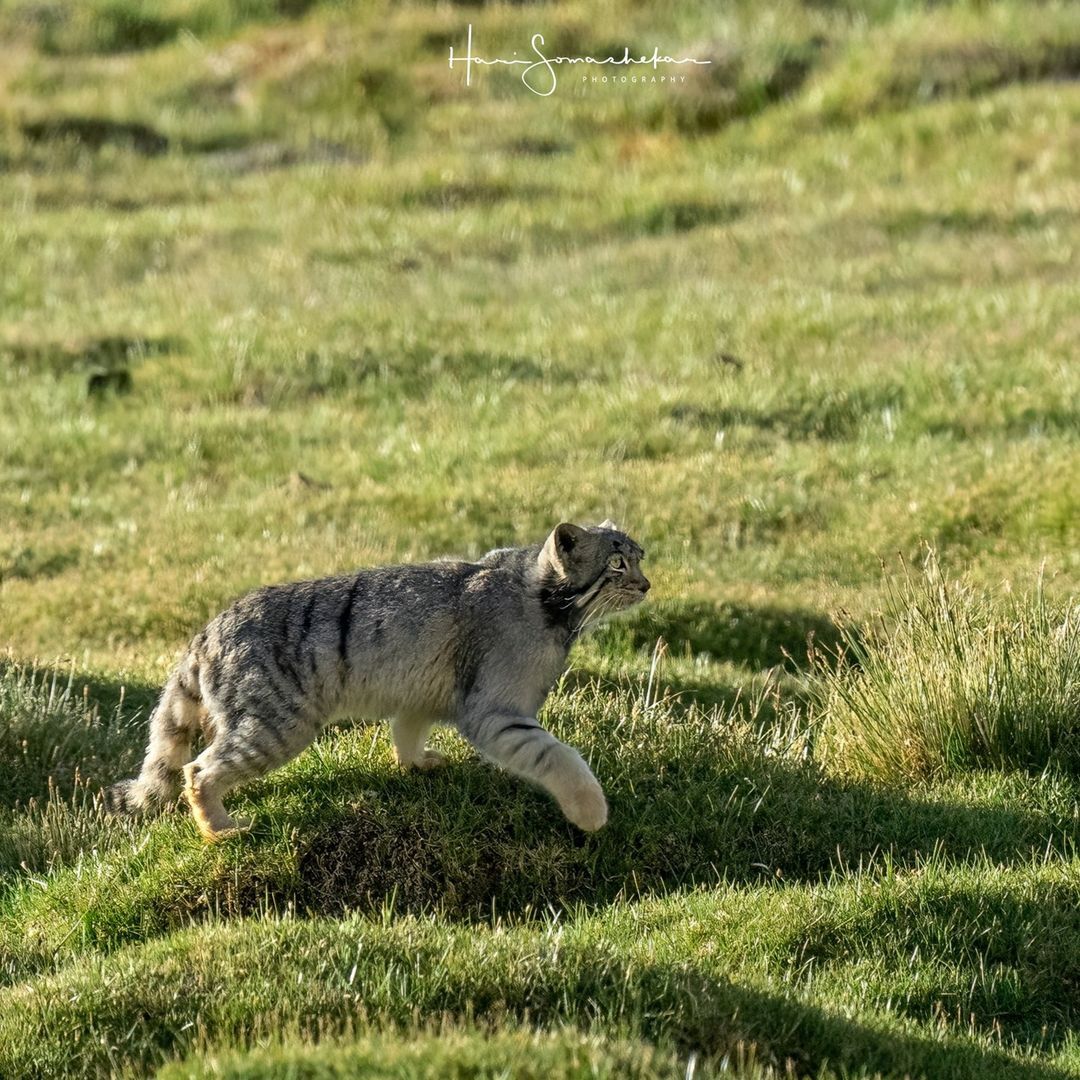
501, 636, 569, 714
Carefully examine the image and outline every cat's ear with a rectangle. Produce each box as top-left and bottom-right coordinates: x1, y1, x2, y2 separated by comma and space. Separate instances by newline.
598, 518, 618, 531
541, 522, 585, 574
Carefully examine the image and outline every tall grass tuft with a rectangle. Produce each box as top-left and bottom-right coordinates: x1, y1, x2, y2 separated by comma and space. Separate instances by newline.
814, 553, 1080, 781
0, 662, 140, 807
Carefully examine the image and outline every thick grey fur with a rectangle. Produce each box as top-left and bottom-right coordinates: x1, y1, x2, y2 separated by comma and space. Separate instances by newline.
105, 521, 649, 840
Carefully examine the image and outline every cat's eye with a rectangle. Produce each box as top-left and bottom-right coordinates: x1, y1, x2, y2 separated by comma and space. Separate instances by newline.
608, 554, 625, 571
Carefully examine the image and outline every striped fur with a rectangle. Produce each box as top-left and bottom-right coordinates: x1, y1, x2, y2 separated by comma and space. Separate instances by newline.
105, 522, 649, 841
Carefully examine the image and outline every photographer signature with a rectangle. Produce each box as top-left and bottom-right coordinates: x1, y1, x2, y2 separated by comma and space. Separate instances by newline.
449, 24, 711, 97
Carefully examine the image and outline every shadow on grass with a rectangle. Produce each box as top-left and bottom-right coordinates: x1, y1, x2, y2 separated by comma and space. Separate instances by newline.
279, 757, 1079, 1053
1, 335, 184, 388
289, 755, 1075, 922
642, 969, 1075, 1079
668, 384, 905, 441
3, 930, 1074, 1079
557, 664, 761, 716
21, 117, 170, 155
627, 199, 744, 236
883, 206, 1074, 238
785, 880, 1080, 1050
593, 597, 845, 671
226, 344, 584, 407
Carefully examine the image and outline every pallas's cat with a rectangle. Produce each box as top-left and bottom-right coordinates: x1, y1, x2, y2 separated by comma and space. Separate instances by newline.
106, 521, 649, 841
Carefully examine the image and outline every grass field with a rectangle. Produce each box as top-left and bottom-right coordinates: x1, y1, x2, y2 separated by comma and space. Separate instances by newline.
1, 0, 1079, 1076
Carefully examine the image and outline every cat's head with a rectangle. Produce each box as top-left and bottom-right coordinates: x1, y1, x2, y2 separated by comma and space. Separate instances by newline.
539, 519, 650, 626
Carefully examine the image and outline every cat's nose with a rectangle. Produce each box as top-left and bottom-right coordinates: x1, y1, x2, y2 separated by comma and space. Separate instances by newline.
639, 576, 651, 593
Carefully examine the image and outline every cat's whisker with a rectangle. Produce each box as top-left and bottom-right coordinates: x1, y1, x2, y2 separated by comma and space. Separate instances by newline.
573, 579, 605, 610
582, 590, 617, 629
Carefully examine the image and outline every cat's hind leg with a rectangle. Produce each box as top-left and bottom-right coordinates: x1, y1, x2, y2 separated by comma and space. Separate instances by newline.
182, 755, 248, 842
182, 712, 314, 842
391, 714, 444, 770
459, 706, 607, 832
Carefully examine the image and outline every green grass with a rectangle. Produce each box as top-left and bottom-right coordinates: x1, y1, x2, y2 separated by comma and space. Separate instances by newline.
154, 1028, 690, 1080
1, 0, 1079, 1076
4, 858, 1080, 1078
815, 556, 1080, 780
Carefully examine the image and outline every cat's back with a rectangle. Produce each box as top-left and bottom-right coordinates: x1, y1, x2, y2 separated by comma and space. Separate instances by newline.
204, 558, 488, 644
198, 554, 544, 662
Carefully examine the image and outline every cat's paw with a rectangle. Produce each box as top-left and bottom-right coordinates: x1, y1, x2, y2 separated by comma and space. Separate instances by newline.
560, 782, 608, 832
415, 749, 446, 771
200, 816, 253, 843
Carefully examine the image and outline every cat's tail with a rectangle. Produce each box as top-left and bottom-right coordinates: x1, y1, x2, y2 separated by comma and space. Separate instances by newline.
104, 666, 202, 815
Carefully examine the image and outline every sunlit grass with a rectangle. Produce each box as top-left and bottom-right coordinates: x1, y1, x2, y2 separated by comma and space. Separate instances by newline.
815, 556, 1080, 780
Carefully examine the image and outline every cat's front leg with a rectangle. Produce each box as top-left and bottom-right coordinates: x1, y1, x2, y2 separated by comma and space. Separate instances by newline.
458, 706, 608, 832
391, 714, 445, 771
